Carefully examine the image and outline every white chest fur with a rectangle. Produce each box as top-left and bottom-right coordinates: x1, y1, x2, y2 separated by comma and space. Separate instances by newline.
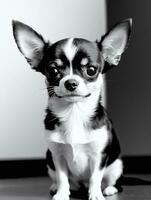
46, 92, 109, 177
46, 126, 109, 177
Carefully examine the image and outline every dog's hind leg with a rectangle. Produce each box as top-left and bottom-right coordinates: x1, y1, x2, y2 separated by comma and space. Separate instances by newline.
102, 158, 123, 196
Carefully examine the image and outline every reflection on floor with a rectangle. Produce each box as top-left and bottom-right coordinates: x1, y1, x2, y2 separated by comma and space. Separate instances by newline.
0, 175, 151, 200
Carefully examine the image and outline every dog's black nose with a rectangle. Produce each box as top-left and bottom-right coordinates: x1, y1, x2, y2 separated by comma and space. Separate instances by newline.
64, 79, 79, 91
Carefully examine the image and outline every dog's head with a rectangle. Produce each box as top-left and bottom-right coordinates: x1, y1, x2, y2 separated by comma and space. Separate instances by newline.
12, 19, 132, 102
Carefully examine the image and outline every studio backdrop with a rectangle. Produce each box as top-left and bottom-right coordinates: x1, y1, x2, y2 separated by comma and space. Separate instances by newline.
0, 0, 106, 159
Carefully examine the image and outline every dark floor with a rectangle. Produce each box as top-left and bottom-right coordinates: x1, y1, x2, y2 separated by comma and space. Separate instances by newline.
0, 175, 151, 200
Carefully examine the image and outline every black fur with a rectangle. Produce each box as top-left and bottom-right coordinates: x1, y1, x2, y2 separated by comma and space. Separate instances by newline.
90, 103, 110, 130
104, 128, 121, 166
46, 149, 55, 170
100, 128, 121, 169
44, 108, 60, 130
90, 103, 121, 168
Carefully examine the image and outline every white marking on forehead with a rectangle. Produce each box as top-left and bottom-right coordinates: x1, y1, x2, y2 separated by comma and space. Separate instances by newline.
63, 38, 77, 75
80, 58, 89, 66
63, 38, 77, 63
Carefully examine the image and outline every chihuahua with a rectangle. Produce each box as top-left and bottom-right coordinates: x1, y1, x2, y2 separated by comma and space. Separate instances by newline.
12, 19, 132, 200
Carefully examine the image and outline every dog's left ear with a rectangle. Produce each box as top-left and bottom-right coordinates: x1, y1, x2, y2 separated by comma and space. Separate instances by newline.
98, 18, 132, 73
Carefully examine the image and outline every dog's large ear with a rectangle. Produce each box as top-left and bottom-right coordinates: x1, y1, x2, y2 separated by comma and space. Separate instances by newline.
12, 20, 47, 70
98, 18, 132, 73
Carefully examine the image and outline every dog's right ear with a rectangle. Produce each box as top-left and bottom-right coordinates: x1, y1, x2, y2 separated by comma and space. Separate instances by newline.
12, 20, 47, 71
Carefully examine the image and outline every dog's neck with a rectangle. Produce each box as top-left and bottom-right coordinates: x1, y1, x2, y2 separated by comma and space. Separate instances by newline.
47, 89, 102, 144
48, 89, 101, 122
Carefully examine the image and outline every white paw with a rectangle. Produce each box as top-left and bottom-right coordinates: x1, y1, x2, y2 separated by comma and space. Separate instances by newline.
52, 189, 70, 200
89, 190, 105, 200
103, 186, 118, 196
52, 193, 69, 200
89, 194, 105, 200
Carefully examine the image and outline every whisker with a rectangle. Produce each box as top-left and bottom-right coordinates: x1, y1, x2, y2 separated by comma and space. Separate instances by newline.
40, 86, 55, 91
47, 87, 55, 93
47, 89, 56, 98
47, 86, 54, 89
47, 88, 54, 92
48, 91, 54, 95
47, 89, 54, 93
48, 117, 58, 122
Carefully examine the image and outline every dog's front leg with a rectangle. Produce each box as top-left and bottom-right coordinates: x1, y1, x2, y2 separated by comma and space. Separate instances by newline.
89, 155, 105, 200
52, 154, 70, 200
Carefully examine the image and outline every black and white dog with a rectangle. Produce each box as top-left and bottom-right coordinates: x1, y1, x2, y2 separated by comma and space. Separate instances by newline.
12, 19, 132, 200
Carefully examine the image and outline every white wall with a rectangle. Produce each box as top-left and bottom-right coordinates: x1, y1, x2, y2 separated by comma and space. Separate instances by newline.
0, 0, 106, 159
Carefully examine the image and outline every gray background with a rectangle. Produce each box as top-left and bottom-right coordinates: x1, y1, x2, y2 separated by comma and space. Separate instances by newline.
0, 0, 106, 159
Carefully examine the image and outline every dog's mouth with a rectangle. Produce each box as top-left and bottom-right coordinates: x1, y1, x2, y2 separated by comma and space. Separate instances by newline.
55, 93, 91, 99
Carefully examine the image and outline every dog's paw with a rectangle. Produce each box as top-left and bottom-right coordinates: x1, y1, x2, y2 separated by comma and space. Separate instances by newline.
52, 192, 70, 200
51, 188, 70, 200
89, 194, 105, 200
103, 186, 118, 196
89, 189, 105, 200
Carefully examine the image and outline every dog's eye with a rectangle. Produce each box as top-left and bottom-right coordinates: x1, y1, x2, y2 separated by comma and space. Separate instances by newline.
49, 67, 59, 77
86, 66, 97, 77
